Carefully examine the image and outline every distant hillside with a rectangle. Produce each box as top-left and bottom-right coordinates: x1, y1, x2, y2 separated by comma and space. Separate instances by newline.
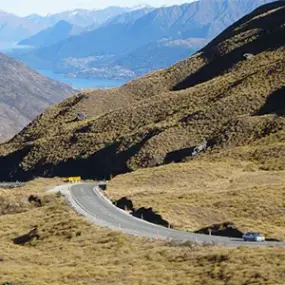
114, 37, 209, 76
18, 21, 83, 48
0, 1, 284, 181
0, 53, 74, 141
59, 37, 209, 79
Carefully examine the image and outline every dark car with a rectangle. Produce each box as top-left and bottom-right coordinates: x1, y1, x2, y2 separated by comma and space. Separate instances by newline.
242, 232, 265, 242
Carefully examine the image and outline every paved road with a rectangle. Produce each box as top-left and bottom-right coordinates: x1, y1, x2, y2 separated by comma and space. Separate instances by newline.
67, 183, 285, 247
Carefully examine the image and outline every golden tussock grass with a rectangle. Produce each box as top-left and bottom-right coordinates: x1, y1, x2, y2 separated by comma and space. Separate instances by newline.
1, 4, 285, 181
1, 178, 285, 285
108, 160, 285, 241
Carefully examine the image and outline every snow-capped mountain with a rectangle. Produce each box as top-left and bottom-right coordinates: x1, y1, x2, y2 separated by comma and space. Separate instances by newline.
0, 6, 153, 44
25, 6, 150, 28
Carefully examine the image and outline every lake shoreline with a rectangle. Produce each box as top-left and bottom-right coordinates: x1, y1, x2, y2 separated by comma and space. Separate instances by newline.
35, 68, 127, 90
0, 43, 128, 90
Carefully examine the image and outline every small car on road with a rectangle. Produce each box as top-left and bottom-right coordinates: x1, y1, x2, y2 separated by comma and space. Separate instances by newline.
242, 232, 265, 242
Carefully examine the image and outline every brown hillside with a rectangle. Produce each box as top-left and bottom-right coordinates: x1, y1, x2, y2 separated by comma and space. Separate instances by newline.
0, 1, 284, 181
0, 53, 75, 141
107, 159, 285, 241
1, 179, 285, 284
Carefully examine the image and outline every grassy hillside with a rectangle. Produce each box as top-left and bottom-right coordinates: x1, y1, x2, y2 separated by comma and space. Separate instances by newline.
0, 179, 285, 285
1, 3, 285, 283
107, 160, 285, 241
0, 1, 284, 181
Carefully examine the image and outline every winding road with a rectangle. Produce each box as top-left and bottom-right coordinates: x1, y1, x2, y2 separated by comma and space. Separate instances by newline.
60, 183, 284, 247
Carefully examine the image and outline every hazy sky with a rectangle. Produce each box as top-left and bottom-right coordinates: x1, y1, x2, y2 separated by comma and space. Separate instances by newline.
0, 0, 196, 16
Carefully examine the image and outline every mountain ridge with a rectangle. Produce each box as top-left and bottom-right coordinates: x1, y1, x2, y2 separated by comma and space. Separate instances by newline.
0, 6, 151, 44
0, 1, 284, 181
0, 10, 41, 42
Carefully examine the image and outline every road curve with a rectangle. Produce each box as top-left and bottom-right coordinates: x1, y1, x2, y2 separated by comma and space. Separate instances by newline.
64, 183, 284, 247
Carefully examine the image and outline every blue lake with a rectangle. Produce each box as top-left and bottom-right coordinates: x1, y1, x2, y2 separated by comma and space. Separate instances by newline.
0, 42, 127, 90
35, 69, 127, 90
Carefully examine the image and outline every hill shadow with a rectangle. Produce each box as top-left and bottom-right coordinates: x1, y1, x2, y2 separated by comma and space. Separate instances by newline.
0, 129, 161, 182
195, 222, 281, 241
113, 197, 170, 228
131, 207, 170, 228
114, 197, 134, 211
255, 87, 285, 116
195, 222, 243, 238
164, 146, 196, 163
0, 146, 32, 182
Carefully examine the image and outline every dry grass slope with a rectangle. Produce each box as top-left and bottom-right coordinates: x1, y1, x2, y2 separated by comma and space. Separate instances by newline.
0, 179, 285, 285
0, 2, 285, 181
1, 3, 285, 284
107, 160, 285, 241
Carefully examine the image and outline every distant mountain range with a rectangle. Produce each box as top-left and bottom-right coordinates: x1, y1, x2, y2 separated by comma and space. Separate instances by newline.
12, 0, 277, 79
0, 52, 74, 141
24, 6, 148, 29
22, 0, 277, 56
0, 6, 150, 42
2, 0, 278, 80
0, 10, 40, 42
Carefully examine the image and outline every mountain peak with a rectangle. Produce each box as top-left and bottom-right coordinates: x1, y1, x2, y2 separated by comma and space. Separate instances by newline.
129, 4, 153, 10
55, 20, 73, 27
18, 19, 79, 48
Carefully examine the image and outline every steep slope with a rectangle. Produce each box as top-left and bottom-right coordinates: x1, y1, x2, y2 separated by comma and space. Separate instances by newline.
18, 21, 83, 48
0, 1, 284, 181
0, 53, 74, 141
